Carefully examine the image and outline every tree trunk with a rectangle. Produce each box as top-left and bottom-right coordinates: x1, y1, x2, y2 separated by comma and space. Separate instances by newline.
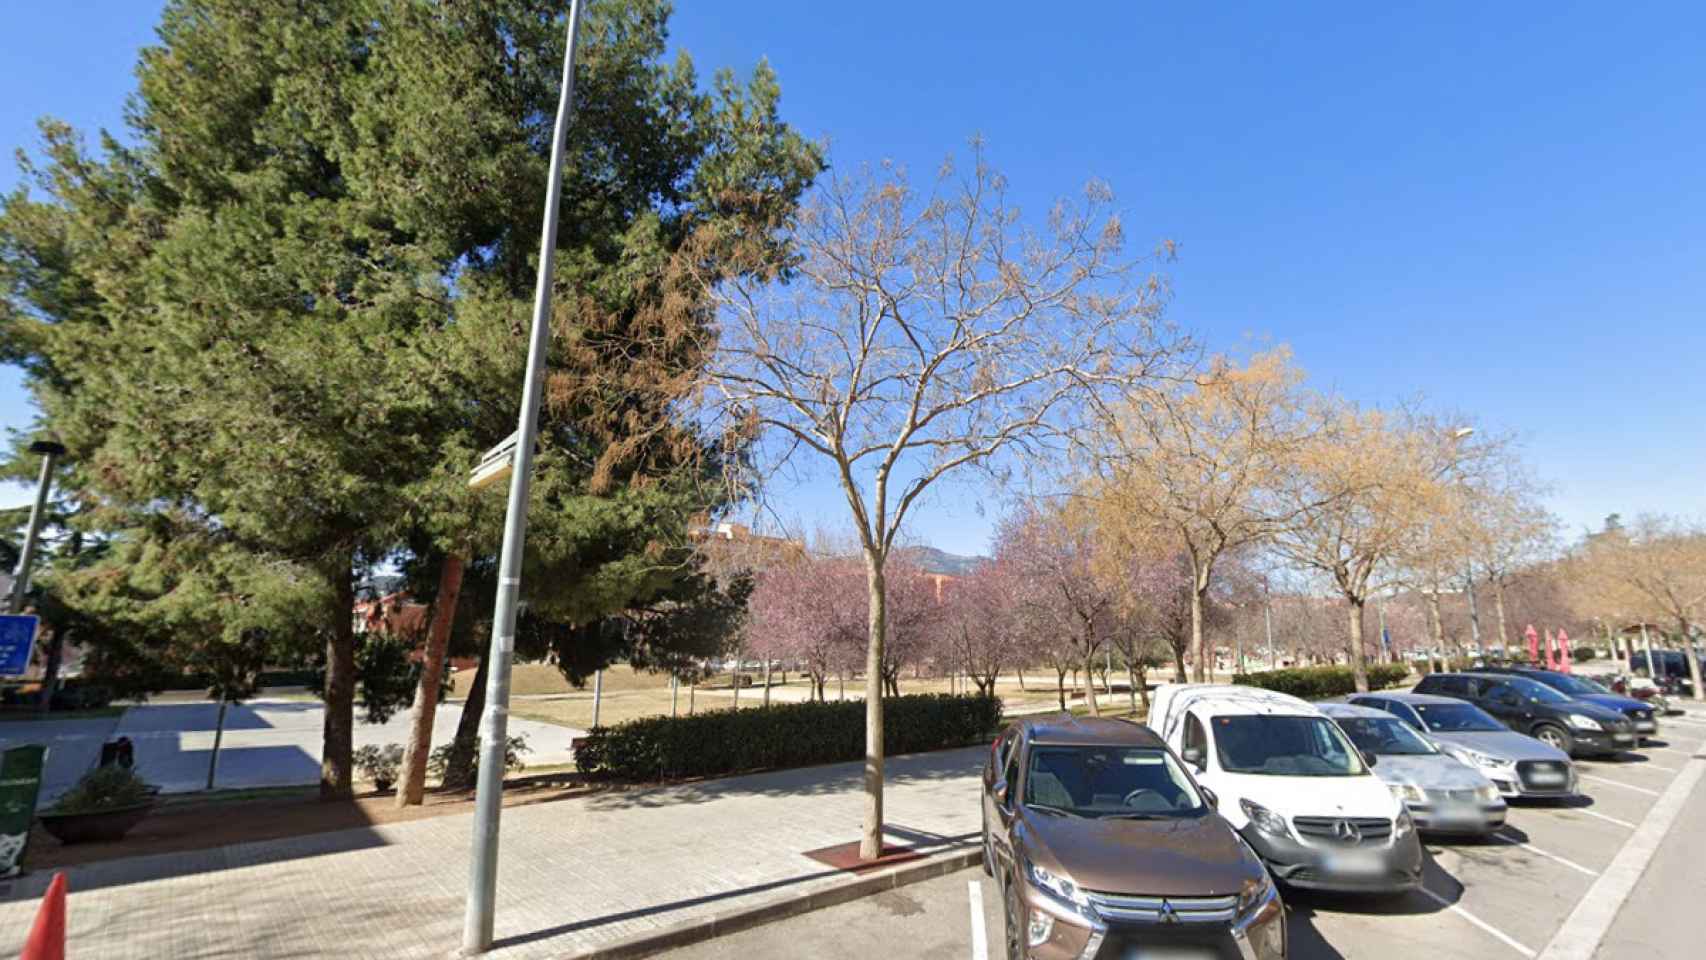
443, 653, 488, 790
859, 549, 888, 861
1126, 661, 1139, 714
396, 553, 465, 808
763, 659, 772, 706
1083, 649, 1101, 716
1493, 579, 1511, 651
1190, 579, 1208, 683
1055, 668, 1067, 710
1347, 597, 1369, 693
1683, 617, 1704, 703
320, 558, 357, 800
36, 625, 67, 714
1426, 589, 1446, 674
206, 693, 228, 791
672, 673, 680, 716
1171, 642, 1187, 684
1136, 663, 1151, 712
1017, 668, 1026, 691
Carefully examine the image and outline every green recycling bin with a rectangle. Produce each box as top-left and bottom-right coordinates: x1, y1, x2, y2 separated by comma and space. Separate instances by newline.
0, 744, 47, 877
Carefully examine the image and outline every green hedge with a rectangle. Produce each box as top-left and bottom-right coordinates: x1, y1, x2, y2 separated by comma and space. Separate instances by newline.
575, 693, 1003, 782
1232, 664, 1410, 700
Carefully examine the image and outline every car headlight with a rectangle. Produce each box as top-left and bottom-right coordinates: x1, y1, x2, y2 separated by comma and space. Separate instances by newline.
1566, 714, 1604, 731
1394, 810, 1415, 839
1236, 872, 1275, 918
1388, 783, 1425, 804
1451, 747, 1513, 770
1475, 784, 1501, 803
1239, 799, 1291, 838
1025, 857, 1093, 922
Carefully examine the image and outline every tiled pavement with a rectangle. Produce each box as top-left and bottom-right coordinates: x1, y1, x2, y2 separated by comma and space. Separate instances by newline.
0, 747, 986, 959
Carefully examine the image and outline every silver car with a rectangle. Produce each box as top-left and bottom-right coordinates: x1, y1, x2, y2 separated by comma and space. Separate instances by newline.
1347, 692, 1578, 799
1321, 703, 1506, 835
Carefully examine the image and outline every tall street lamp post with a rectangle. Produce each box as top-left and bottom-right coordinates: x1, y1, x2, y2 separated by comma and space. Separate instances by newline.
7, 440, 67, 615
461, 2, 587, 954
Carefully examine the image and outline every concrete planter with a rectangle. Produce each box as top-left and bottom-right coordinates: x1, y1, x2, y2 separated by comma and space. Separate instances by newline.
38, 802, 156, 845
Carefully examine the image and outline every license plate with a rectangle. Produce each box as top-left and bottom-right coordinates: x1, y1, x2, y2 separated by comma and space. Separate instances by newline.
1124, 948, 1217, 960
1530, 771, 1566, 785
1614, 734, 1634, 743
1637, 722, 1656, 732
1324, 852, 1385, 876
1438, 805, 1483, 821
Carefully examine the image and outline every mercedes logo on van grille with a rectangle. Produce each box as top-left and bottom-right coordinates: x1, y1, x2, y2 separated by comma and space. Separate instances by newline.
1332, 819, 1362, 844
1158, 899, 1179, 924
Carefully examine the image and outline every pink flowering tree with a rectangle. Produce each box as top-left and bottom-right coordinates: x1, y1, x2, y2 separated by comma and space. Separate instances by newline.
745, 554, 864, 700
879, 558, 946, 695
994, 504, 1121, 714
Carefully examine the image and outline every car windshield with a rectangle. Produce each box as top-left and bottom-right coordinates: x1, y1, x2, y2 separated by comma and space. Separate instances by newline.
1500, 678, 1572, 704
1024, 746, 1206, 818
1213, 716, 1367, 777
1415, 702, 1504, 732
1335, 716, 1437, 756
1540, 674, 1611, 696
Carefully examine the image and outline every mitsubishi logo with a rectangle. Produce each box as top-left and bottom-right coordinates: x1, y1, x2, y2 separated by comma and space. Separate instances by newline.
1332, 819, 1362, 844
1159, 899, 1179, 925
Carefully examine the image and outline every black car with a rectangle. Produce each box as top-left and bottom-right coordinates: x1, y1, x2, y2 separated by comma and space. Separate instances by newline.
1411, 673, 1637, 757
1475, 667, 1659, 741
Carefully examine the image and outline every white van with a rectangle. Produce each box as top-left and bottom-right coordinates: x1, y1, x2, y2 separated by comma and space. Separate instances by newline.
1148, 684, 1423, 894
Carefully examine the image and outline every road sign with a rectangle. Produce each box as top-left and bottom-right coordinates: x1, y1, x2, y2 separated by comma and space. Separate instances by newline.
468, 431, 521, 491
0, 615, 39, 677
0, 744, 46, 877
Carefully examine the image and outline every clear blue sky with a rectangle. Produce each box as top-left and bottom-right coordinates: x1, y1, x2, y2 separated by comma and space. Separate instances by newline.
5, 1, 1703, 554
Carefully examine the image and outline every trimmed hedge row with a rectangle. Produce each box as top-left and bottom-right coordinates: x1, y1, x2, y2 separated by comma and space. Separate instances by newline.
575, 693, 1003, 782
1232, 664, 1410, 699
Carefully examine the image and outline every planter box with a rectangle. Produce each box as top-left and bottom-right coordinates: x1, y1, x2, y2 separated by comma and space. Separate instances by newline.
38, 802, 155, 845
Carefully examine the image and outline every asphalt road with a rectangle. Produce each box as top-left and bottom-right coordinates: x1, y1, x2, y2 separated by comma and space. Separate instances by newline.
671, 717, 1706, 960
2, 698, 581, 800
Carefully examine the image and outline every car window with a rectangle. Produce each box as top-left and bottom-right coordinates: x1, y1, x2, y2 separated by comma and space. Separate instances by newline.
1214, 715, 1367, 777
1414, 702, 1504, 732
1183, 712, 1208, 760
1391, 703, 1425, 728
1001, 741, 1021, 807
1024, 745, 1206, 819
1336, 716, 1437, 756
1502, 677, 1571, 704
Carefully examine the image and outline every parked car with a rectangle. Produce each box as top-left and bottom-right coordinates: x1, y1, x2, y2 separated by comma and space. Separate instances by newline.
1628, 649, 1703, 697
1318, 703, 1506, 836
1475, 666, 1658, 741
1411, 672, 1636, 757
981, 715, 1286, 960
1346, 692, 1577, 799
1148, 684, 1422, 895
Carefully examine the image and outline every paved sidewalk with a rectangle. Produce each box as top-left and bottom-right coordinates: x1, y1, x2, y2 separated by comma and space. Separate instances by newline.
0, 747, 985, 959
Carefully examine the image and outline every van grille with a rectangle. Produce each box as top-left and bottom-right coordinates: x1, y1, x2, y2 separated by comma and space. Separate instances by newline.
1081, 891, 1238, 925
1291, 816, 1391, 846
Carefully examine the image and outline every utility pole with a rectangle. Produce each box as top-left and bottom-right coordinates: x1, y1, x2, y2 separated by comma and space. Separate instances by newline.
591, 668, 603, 728
1263, 583, 1276, 669
7, 441, 65, 615
462, 3, 586, 953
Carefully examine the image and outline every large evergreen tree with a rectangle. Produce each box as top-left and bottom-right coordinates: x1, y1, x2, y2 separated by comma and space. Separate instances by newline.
1, 0, 819, 796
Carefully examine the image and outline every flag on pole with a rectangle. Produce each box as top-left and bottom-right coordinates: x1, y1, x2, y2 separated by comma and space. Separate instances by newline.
1544, 629, 1557, 670
1558, 629, 1572, 673
1525, 624, 1540, 663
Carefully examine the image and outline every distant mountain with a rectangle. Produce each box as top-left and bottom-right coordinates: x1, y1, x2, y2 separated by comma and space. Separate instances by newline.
897, 545, 985, 577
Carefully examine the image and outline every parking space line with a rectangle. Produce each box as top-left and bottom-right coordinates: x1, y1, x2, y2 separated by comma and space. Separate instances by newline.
1564, 808, 1637, 829
1538, 758, 1706, 960
1492, 832, 1598, 877
968, 880, 989, 960
1578, 774, 1661, 797
1418, 887, 1536, 958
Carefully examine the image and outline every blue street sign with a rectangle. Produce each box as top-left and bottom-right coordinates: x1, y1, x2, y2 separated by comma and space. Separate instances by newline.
0, 615, 40, 677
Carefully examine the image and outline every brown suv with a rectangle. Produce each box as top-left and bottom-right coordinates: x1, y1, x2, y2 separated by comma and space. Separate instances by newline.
982, 716, 1286, 960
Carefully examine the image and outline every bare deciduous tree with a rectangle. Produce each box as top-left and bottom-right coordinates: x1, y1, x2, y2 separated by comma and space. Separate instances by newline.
699, 147, 1185, 858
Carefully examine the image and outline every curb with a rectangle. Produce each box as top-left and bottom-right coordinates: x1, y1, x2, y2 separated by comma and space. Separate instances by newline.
557, 845, 984, 959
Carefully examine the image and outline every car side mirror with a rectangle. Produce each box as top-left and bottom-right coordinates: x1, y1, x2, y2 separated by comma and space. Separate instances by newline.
1361, 750, 1378, 768
993, 778, 1010, 807
1182, 747, 1204, 770
1199, 786, 1218, 809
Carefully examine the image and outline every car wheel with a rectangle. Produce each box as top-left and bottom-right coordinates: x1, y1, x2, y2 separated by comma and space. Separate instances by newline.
1534, 723, 1574, 754
1004, 872, 1025, 960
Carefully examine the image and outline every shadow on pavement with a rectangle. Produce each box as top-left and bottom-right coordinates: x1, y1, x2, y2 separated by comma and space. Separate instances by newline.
583, 746, 984, 812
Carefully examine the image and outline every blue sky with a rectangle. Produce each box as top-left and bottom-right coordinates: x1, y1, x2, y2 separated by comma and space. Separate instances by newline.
5, 1, 1704, 555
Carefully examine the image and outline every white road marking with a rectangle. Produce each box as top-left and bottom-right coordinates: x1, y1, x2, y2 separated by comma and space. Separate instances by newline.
968, 880, 989, 960
1493, 832, 1598, 877
1663, 716, 1706, 728
1418, 886, 1536, 958
1565, 808, 1638, 829
1538, 757, 1706, 960
1578, 774, 1662, 797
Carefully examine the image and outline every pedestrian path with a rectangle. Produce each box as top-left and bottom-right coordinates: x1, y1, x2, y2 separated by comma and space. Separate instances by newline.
0, 747, 985, 959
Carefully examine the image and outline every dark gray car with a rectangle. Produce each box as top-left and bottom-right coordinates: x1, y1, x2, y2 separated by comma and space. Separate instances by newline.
1347, 692, 1578, 799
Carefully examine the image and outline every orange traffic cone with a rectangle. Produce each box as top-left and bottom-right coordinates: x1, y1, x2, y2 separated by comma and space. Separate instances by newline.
20, 871, 67, 960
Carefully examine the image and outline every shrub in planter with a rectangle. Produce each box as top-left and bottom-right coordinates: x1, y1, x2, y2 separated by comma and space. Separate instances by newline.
39, 765, 158, 844
428, 734, 530, 785
1232, 664, 1409, 700
354, 743, 404, 792
576, 693, 1003, 782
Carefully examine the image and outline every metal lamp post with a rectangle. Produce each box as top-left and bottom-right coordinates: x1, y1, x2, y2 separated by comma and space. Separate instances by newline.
461, 2, 587, 953
7, 440, 67, 615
